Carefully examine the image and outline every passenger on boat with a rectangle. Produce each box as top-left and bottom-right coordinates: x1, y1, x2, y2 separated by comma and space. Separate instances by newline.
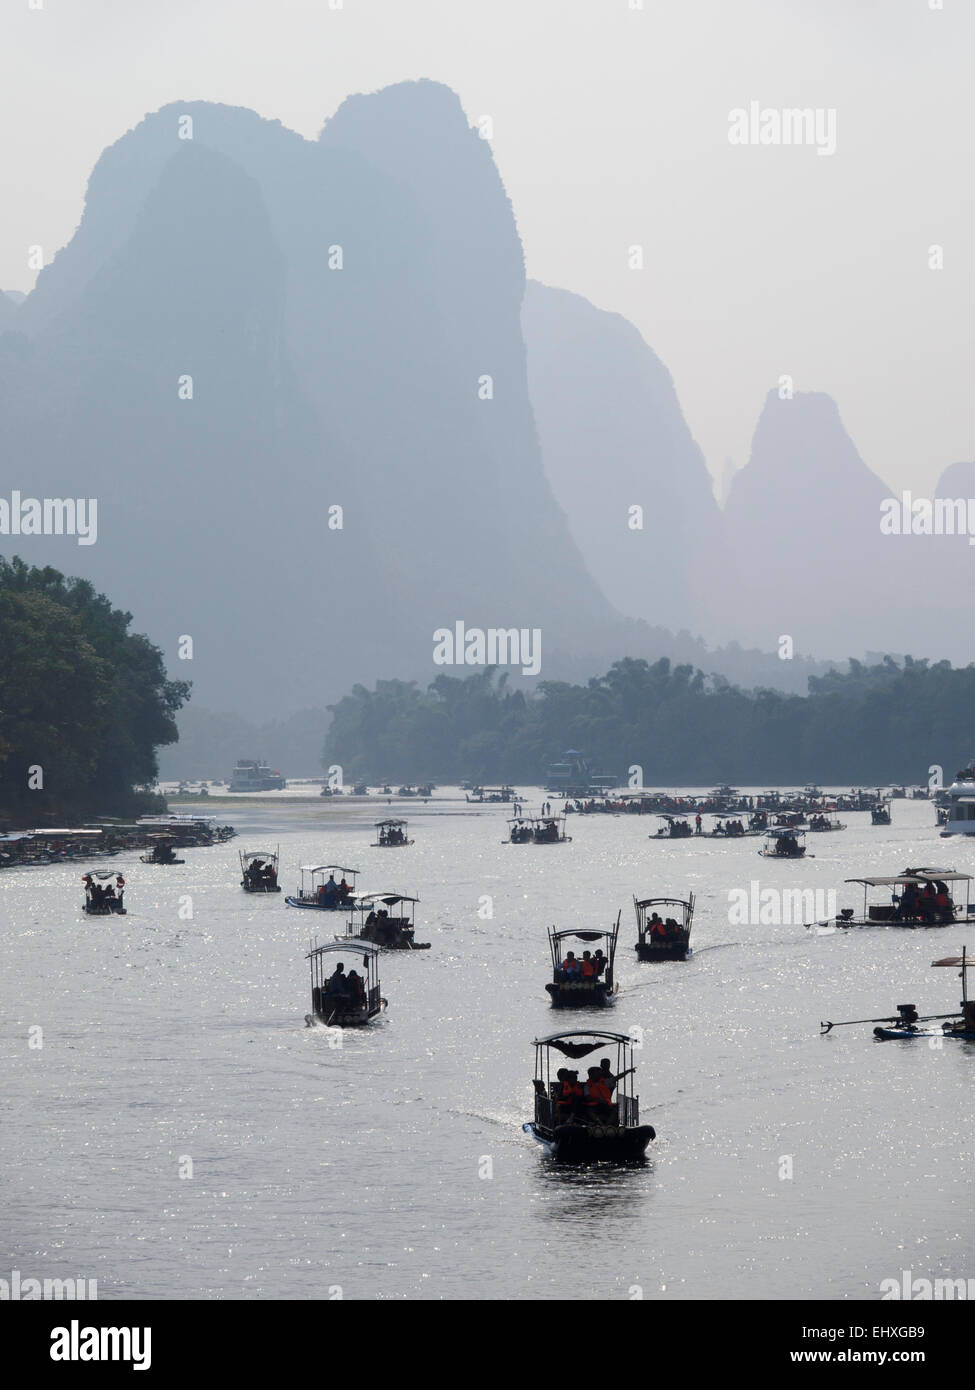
580, 951, 597, 980
365, 909, 378, 927
325, 963, 349, 996
593, 949, 607, 977
695, 813, 702, 833
584, 1068, 614, 1121
664, 916, 679, 936
648, 913, 667, 937
339, 877, 351, 899
560, 951, 581, 980
556, 1070, 584, 1120
346, 970, 366, 1004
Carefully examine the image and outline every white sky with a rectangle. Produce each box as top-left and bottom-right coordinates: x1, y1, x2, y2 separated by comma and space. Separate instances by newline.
2, 0, 972, 495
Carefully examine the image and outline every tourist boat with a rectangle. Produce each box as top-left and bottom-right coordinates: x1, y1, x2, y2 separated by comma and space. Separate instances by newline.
809, 868, 974, 930
228, 759, 286, 792
821, 947, 975, 1041
371, 818, 413, 847
285, 864, 358, 910
466, 786, 515, 803
871, 800, 891, 825
139, 835, 184, 865
239, 847, 281, 892
416, 784, 433, 797
82, 871, 127, 914
634, 894, 694, 961
807, 812, 846, 833
522, 1030, 655, 1162
703, 813, 761, 838
758, 827, 807, 858
304, 940, 386, 1027
504, 812, 571, 844
352, 781, 368, 795
397, 785, 417, 798
651, 813, 693, 839
336, 891, 429, 950
546, 916, 619, 1007
939, 762, 975, 836
772, 810, 806, 828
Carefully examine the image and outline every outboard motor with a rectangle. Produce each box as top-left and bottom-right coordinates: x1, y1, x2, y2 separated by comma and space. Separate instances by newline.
896, 1003, 919, 1025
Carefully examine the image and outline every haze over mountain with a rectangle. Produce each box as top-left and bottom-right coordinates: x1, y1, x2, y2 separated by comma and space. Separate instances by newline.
3, 80, 837, 746
523, 280, 727, 640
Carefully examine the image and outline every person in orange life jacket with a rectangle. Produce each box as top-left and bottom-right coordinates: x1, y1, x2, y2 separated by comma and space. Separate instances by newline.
557, 1070, 584, 1119
580, 951, 596, 979
561, 951, 580, 979
592, 949, 607, 977
695, 813, 702, 833
584, 1068, 614, 1121
648, 912, 667, 937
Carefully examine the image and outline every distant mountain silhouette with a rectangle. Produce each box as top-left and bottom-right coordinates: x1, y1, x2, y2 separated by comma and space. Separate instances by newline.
720, 390, 962, 660
3, 83, 845, 738
523, 280, 727, 637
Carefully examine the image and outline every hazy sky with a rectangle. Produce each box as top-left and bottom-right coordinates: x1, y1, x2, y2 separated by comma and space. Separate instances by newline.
2, 0, 972, 496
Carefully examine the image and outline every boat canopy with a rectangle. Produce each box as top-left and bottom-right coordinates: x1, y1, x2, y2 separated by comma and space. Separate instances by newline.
550, 927, 612, 943
243, 849, 278, 860
375, 819, 407, 827
306, 939, 381, 961
635, 896, 691, 910
845, 872, 972, 887
301, 864, 357, 875
932, 955, 974, 968
83, 870, 119, 880
532, 1030, 634, 1055
357, 891, 419, 906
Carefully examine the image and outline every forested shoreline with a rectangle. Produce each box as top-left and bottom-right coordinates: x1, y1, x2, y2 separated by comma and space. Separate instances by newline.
0, 557, 188, 823
322, 657, 969, 786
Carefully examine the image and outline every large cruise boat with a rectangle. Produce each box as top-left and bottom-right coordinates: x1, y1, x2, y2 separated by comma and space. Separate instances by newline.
939, 762, 975, 837
228, 759, 286, 793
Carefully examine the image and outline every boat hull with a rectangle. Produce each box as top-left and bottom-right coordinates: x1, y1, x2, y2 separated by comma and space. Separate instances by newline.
284, 895, 348, 908
243, 883, 281, 893
545, 981, 616, 1008
635, 941, 691, 961
523, 1121, 655, 1162
874, 1026, 975, 1041
83, 904, 126, 915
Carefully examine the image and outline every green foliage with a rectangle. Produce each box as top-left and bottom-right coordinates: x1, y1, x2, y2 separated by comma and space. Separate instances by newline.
323, 656, 975, 785
0, 556, 190, 821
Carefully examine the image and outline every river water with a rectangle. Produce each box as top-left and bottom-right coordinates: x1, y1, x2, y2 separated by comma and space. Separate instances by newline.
2, 791, 972, 1301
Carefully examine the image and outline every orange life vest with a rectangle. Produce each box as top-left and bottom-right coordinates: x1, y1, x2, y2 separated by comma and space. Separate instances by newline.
586, 1078, 612, 1106
559, 1081, 583, 1104
581, 958, 596, 979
